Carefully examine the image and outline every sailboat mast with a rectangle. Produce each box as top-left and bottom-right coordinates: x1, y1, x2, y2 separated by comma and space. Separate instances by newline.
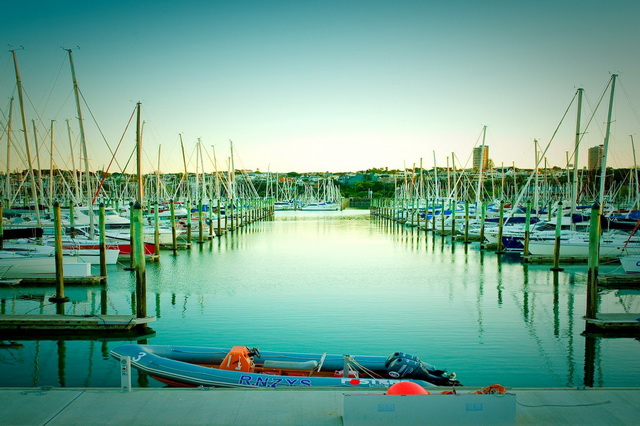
230, 140, 236, 201
632, 135, 639, 211
598, 74, 618, 210
49, 120, 55, 206
11, 50, 41, 226
65, 119, 80, 202
179, 134, 189, 203
476, 125, 487, 212
5, 97, 13, 205
534, 139, 539, 214
211, 145, 220, 200
135, 102, 143, 203
66, 48, 94, 232
451, 152, 457, 201
432, 151, 439, 200
195, 139, 200, 202
570, 88, 583, 228
32, 120, 44, 204
156, 145, 161, 202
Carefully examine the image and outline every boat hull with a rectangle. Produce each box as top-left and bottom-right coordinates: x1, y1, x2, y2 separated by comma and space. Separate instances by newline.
110, 344, 457, 389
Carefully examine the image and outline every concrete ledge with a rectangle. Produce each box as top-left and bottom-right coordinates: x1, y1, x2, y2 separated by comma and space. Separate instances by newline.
0, 387, 638, 425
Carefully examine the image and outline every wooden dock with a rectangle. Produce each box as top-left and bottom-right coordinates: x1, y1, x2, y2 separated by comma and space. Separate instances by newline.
3, 276, 106, 286
0, 314, 156, 337
523, 255, 623, 264
597, 273, 640, 288
160, 243, 192, 250
585, 313, 640, 333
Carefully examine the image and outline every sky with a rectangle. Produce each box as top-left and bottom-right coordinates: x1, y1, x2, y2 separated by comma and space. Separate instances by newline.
1, 0, 639, 174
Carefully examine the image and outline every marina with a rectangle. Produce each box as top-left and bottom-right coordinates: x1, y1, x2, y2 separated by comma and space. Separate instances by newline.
0, 210, 638, 391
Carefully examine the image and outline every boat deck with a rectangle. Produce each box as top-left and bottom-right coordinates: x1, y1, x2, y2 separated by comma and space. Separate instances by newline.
0, 387, 637, 425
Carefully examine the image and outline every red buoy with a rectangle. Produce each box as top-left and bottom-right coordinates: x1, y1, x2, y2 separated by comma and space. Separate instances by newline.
387, 381, 430, 395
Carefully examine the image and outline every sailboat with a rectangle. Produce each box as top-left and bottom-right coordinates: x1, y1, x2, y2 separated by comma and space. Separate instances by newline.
524, 75, 621, 259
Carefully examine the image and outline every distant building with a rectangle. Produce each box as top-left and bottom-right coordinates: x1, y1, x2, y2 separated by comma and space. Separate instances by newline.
588, 145, 604, 170
473, 146, 489, 171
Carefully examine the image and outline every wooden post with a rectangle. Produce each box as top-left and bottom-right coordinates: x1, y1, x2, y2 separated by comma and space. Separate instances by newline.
209, 199, 214, 239
424, 198, 429, 234
99, 203, 107, 278
186, 200, 192, 244
154, 201, 160, 256
523, 201, 532, 256
450, 200, 456, 239
69, 201, 76, 238
463, 200, 470, 244
585, 203, 601, 320
496, 200, 504, 253
230, 199, 235, 231
217, 199, 222, 236
133, 202, 147, 319
198, 199, 204, 244
170, 200, 177, 254
551, 201, 564, 271
479, 202, 486, 247
224, 200, 228, 232
128, 202, 136, 269
0, 202, 3, 250
431, 199, 437, 234
49, 202, 70, 304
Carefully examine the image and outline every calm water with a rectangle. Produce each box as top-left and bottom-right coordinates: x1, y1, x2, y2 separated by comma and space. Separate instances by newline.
1, 209, 638, 388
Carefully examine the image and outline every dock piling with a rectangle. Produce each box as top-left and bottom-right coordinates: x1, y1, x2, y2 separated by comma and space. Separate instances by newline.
49, 202, 70, 304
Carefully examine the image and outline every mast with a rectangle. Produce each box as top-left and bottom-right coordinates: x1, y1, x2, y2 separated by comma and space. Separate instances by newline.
632, 135, 639, 211
534, 139, 539, 215
211, 145, 220, 200
570, 88, 583, 230
598, 74, 617, 210
432, 151, 439, 201
11, 50, 41, 227
156, 145, 161, 202
475, 125, 487, 215
451, 152, 457, 201
198, 140, 207, 203
66, 48, 94, 233
135, 102, 143, 203
49, 120, 55, 206
5, 97, 13, 205
32, 120, 44, 204
230, 140, 236, 201
65, 119, 80, 202
179, 134, 189, 203
195, 139, 201, 202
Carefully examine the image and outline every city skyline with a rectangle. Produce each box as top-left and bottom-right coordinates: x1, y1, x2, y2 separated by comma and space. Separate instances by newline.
1, 1, 639, 175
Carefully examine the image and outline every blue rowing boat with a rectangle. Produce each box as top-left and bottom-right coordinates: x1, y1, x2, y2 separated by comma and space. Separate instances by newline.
110, 344, 461, 389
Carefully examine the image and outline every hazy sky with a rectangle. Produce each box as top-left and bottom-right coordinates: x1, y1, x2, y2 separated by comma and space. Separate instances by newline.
1, 0, 639, 174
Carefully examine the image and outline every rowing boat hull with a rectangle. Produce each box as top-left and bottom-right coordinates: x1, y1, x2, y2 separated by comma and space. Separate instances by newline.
110, 344, 455, 389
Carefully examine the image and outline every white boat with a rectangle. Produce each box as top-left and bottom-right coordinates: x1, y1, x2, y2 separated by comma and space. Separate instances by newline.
274, 201, 296, 211
620, 255, 640, 273
300, 201, 339, 211
4, 240, 119, 265
0, 251, 92, 278
63, 248, 120, 265
527, 233, 640, 258
63, 206, 130, 229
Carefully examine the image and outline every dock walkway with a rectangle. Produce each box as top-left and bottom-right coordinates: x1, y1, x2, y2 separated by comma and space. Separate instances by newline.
0, 387, 638, 425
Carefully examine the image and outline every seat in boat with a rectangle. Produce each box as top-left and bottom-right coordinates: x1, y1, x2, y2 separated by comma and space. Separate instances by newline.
262, 360, 318, 370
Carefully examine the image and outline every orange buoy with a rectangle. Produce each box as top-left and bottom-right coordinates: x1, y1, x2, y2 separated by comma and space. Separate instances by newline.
387, 381, 430, 395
